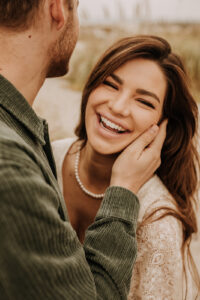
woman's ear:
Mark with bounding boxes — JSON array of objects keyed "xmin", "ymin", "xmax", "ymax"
[{"xmin": 50, "ymin": 0, "xmax": 67, "ymax": 30}]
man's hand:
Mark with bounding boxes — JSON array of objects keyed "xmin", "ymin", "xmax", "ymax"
[{"xmin": 110, "ymin": 120, "xmax": 168, "ymax": 194}]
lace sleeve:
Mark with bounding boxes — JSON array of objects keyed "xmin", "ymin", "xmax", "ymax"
[{"xmin": 128, "ymin": 215, "xmax": 184, "ymax": 300}]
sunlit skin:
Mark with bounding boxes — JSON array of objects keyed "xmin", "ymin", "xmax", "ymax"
[{"xmin": 63, "ymin": 58, "xmax": 167, "ymax": 242}]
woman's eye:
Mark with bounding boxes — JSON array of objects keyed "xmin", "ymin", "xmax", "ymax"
[
  {"xmin": 137, "ymin": 99, "xmax": 155, "ymax": 109},
  {"xmin": 103, "ymin": 80, "xmax": 118, "ymax": 90}
]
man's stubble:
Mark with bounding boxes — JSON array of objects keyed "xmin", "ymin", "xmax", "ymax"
[{"xmin": 46, "ymin": 15, "xmax": 78, "ymax": 78}]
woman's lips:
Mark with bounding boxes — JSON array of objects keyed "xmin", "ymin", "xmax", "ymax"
[
  {"xmin": 97, "ymin": 113, "xmax": 130, "ymax": 132},
  {"xmin": 97, "ymin": 113, "xmax": 130, "ymax": 136}
]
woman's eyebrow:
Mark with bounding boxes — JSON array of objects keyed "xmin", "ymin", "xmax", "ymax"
[
  {"xmin": 136, "ymin": 88, "xmax": 160, "ymax": 103},
  {"xmin": 110, "ymin": 73, "xmax": 123, "ymax": 85}
]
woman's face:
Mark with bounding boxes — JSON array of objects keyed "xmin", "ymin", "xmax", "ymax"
[{"xmin": 85, "ymin": 58, "xmax": 167, "ymax": 155}]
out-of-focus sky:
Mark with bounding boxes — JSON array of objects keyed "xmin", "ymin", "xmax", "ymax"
[{"xmin": 79, "ymin": 0, "xmax": 200, "ymax": 24}]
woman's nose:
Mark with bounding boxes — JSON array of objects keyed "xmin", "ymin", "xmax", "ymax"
[{"xmin": 108, "ymin": 93, "xmax": 130, "ymax": 116}]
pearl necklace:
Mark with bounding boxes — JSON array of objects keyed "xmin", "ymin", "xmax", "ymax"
[{"xmin": 74, "ymin": 148, "xmax": 105, "ymax": 199}]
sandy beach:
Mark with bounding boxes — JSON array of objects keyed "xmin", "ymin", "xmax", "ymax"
[{"xmin": 34, "ymin": 76, "xmax": 200, "ymax": 273}]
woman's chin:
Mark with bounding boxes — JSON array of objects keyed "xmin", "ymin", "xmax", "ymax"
[
  {"xmin": 86, "ymin": 117, "xmax": 134, "ymax": 155},
  {"xmin": 87, "ymin": 139, "xmax": 125, "ymax": 156}
]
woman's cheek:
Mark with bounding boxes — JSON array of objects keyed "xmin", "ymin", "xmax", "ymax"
[{"xmin": 133, "ymin": 110, "xmax": 158, "ymax": 133}]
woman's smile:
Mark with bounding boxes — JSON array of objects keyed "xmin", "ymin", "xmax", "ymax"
[{"xmin": 96, "ymin": 113, "xmax": 131, "ymax": 137}]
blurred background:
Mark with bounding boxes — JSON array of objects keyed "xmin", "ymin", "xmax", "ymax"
[
  {"xmin": 34, "ymin": 0, "xmax": 200, "ymax": 272},
  {"xmin": 34, "ymin": 0, "xmax": 200, "ymax": 140}
]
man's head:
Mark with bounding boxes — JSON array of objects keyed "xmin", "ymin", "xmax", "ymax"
[{"xmin": 0, "ymin": 0, "xmax": 79, "ymax": 77}]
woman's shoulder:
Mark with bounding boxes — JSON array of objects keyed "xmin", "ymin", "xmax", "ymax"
[
  {"xmin": 136, "ymin": 176, "xmax": 183, "ymax": 273},
  {"xmin": 137, "ymin": 175, "xmax": 178, "ymax": 222},
  {"xmin": 52, "ymin": 136, "xmax": 77, "ymax": 162},
  {"xmin": 52, "ymin": 136, "xmax": 77, "ymax": 152}
]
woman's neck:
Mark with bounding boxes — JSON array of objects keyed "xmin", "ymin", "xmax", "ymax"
[{"xmin": 79, "ymin": 141, "xmax": 117, "ymax": 194}]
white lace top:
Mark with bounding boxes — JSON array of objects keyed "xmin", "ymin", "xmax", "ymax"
[{"xmin": 52, "ymin": 137, "xmax": 195, "ymax": 300}]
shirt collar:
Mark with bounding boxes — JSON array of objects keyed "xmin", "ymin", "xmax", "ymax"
[{"xmin": 0, "ymin": 74, "xmax": 45, "ymax": 145}]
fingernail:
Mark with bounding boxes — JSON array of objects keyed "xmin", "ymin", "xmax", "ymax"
[{"xmin": 149, "ymin": 125, "xmax": 159, "ymax": 134}]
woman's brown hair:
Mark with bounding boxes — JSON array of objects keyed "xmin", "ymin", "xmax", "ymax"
[{"xmin": 75, "ymin": 35, "xmax": 200, "ymax": 298}]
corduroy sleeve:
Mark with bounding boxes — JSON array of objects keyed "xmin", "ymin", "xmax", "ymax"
[
  {"xmin": 0, "ymin": 138, "xmax": 139, "ymax": 300},
  {"xmin": 84, "ymin": 187, "xmax": 139, "ymax": 299}
]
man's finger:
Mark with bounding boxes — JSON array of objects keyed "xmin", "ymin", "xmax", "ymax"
[
  {"xmin": 127, "ymin": 124, "xmax": 159, "ymax": 155},
  {"xmin": 149, "ymin": 119, "xmax": 168, "ymax": 152}
]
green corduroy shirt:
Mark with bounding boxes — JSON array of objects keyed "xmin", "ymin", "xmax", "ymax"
[{"xmin": 0, "ymin": 74, "xmax": 139, "ymax": 300}]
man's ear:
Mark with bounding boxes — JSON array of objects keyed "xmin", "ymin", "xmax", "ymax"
[{"xmin": 50, "ymin": 0, "xmax": 67, "ymax": 30}]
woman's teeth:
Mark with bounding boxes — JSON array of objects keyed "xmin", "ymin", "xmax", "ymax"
[{"xmin": 100, "ymin": 116, "xmax": 127, "ymax": 133}]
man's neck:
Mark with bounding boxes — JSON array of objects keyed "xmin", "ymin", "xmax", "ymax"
[{"xmin": 0, "ymin": 29, "xmax": 48, "ymax": 106}]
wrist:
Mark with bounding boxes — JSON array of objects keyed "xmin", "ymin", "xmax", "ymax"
[{"xmin": 109, "ymin": 180, "xmax": 139, "ymax": 195}]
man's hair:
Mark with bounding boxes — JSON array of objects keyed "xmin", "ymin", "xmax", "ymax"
[
  {"xmin": 0, "ymin": 0, "xmax": 74, "ymax": 30},
  {"xmin": 0, "ymin": 0, "xmax": 42, "ymax": 29}
]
